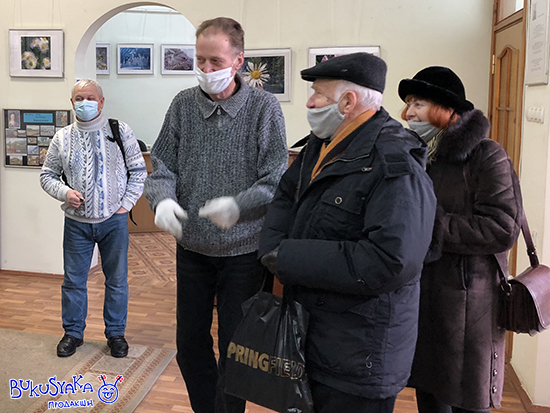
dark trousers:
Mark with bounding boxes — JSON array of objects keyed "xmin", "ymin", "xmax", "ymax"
[
  {"xmin": 310, "ymin": 380, "xmax": 397, "ymax": 413},
  {"xmin": 416, "ymin": 390, "xmax": 490, "ymax": 413},
  {"xmin": 175, "ymin": 246, "xmax": 264, "ymax": 413}
]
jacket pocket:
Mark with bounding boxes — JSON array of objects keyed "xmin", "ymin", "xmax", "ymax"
[
  {"xmin": 310, "ymin": 188, "xmax": 364, "ymax": 240},
  {"xmin": 306, "ymin": 297, "xmax": 383, "ymax": 379}
]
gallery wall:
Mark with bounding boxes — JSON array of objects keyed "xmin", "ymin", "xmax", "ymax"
[
  {"xmin": 2, "ymin": 0, "xmax": 550, "ymax": 407},
  {"xmin": 0, "ymin": 0, "xmax": 495, "ymax": 277},
  {"xmin": 94, "ymin": 6, "xmax": 198, "ymax": 146}
]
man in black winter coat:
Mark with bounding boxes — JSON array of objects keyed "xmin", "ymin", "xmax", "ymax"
[{"xmin": 259, "ymin": 53, "xmax": 437, "ymax": 413}]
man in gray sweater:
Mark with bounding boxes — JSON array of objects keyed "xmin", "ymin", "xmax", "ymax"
[{"xmin": 144, "ymin": 17, "xmax": 288, "ymax": 413}]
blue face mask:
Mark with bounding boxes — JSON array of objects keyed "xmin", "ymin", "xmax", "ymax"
[{"xmin": 74, "ymin": 100, "xmax": 99, "ymax": 121}]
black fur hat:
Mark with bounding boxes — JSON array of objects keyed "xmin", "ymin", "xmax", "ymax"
[
  {"xmin": 398, "ymin": 66, "xmax": 474, "ymax": 113},
  {"xmin": 301, "ymin": 52, "xmax": 387, "ymax": 93}
]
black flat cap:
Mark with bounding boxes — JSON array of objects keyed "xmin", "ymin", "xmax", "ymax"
[
  {"xmin": 398, "ymin": 66, "xmax": 474, "ymax": 113},
  {"xmin": 301, "ymin": 52, "xmax": 387, "ymax": 93}
]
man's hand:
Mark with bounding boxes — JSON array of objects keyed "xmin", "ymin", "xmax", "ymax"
[
  {"xmin": 66, "ymin": 190, "xmax": 84, "ymax": 209},
  {"xmin": 116, "ymin": 207, "xmax": 128, "ymax": 214},
  {"xmin": 154, "ymin": 198, "xmax": 188, "ymax": 240},
  {"xmin": 198, "ymin": 196, "xmax": 240, "ymax": 230},
  {"xmin": 261, "ymin": 247, "xmax": 279, "ymax": 278}
]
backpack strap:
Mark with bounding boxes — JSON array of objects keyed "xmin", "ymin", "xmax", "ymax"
[{"xmin": 108, "ymin": 118, "xmax": 137, "ymax": 226}]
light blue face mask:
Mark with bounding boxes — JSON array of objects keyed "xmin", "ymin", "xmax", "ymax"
[
  {"xmin": 307, "ymin": 102, "xmax": 345, "ymax": 140},
  {"xmin": 74, "ymin": 100, "xmax": 99, "ymax": 122},
  {"xmin": 407, "ymin": 121, "xmax": 441, "ymax": 142}
]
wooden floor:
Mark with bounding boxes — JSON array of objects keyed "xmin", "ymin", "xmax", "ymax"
[{"xmin": 0, "ymin": 232, "xmax": 526, "ymax": 413}]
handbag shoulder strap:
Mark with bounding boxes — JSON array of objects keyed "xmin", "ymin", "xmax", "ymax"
[{"xmin": 494, "ymin": 164, "xmax": 539, "ymax": 290}]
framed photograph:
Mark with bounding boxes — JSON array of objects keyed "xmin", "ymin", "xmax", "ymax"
[
  {"xmin": 307, "ymin": 46, "xmax": 380, "ymax": 96},
  {"xmin": 117, "ymin": 43, "xmax": 154, "ymax": 74},
  {"xmin": 4, "ymin": 109, "xmax": 70, "ymax": 168},
  {"xmin": 7, "ymin": 110, "xmax": 21, "ymax": 129},
  {"xmin": 308, "ymin": 46, "xmax": 380, "ymax": 68},
  {"xmin": 96, "ymin": 43, "xmax": 110, "ymax": 75},
  {"xmin": 526, "ymin": 0, "xmax": 550, "ymax": 85},
  {"xmin": 161, "ymin": 45, "xmax": 195, "ymax": 75},
  {"xmin": 9, "ymin": 29, "xmax": 64, "ymax": 78},
  {"xmin": 240, "ymin": 48, "xmax": 291, "ymax": 102}
]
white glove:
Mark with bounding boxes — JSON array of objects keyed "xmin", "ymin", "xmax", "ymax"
[
  {"xmin": 198, "ymin": 196, "xmax": 240, "ymax": 230},
  {"xmin": 154, "ymin": 198, "xmax": 188, "ymax": 239}
]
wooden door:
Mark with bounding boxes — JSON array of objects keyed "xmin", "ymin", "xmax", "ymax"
[{"xmin": 489, "ymin": 0, "xmax": 526, "ymax": 361}]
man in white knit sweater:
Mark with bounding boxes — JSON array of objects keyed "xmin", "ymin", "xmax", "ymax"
[
  {"xmin": 40, "ymin": 79, "xmax": 147, "ymax": 359},
  {"xmin": 144, "ymin": 17, "xmax": 287, "ymax": 413}
]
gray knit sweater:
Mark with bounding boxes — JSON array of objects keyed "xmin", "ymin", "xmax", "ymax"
[{"xmin": 144, "ymin": 77, "xmax": 288, "ymax": 257}]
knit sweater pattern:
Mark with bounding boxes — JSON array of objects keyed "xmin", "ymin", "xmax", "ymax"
[
  {"xmin": 40, "ymin": 113, "xmax": 147, "ymax": 223},
  {"xmin": 144, "ymin": 78, "xmax": 288, "ymax": 257}
]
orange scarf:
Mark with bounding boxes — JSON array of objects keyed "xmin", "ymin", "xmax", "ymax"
[{"xmin": 310, "ymin": 110, "xmax": 375, "ymax": 182}]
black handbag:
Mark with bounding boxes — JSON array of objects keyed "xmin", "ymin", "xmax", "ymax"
[
  {"xmin": 495, "ymin": 212, "xmax": 550, "ymax": 335},
  {"xmin": 225, "ymin": 291, "xmax": 314, "ymax": 413}
]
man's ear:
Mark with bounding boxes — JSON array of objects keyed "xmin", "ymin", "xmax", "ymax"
[
  {"xmin": 340, "ymin": 91, "xmax": 357, "ymax": 115},
  {"xmin": 234, "ymin": 51, "xmax": 245, "ymax": 72}
]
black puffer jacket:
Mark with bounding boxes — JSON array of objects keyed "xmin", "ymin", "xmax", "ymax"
[{"xmin": 259, "ymin": 108, "xmax": 437, "ymax": 398}]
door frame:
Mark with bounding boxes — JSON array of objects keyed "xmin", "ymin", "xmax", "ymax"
[{"xmin": 488, "ymin": 0, "xmax": 527, "ymax": 362}]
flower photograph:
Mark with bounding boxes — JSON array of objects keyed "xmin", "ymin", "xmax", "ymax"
[
  {"xmin": 242, "ymin": 57, "xmax": 284, "ymax": 93},
  {"xmin": 20, "ymin": 36, "xmax": 51, "ymax": 70},
  {"xmin": 9, "ymin": 30, "xmax": 63, "ymax": 77}
]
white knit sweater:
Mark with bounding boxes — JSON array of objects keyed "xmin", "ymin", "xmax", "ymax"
[{"xmin": 40, "ymin": 113, "xmax": 147, "ymax": 223}]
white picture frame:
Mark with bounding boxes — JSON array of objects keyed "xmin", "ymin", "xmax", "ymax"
[
  {"xmin": 161, "ymin": 44, "xmax": 196, "ymax": 75},
  {"xmin": 526, "ymin": 0, "xmax": 550, "ymax": 85},
  {"xmin": 117, "ymin": 43, "xmax": 154, "ymax": 75},
  {"xmin": 307, "ymin": 46, "xmax": 381, "ymax": 96},
  {"xmin": 9, "ymin": 29, "xmax": 64, "ymax": 78},
  {"xmin": 96, "ymin": 43, "xmax": 110, "ymax": 75},
  {"xmin": 240, "ymin": 48, "xmax": 292, "ymax": 102}
]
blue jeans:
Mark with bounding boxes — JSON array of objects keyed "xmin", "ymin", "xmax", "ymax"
[
  {"xmin": 175, "ymin": 246, "xmax": 264, "ymax": 413},
  {"xmin": 62, "ymin": 213, "xmax": 129, "ymax": 339}
]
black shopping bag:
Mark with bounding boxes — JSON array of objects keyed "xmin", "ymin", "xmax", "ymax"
[{"xmin": 225, "ymin": 291, "xmax": 314, "ymax": 413}]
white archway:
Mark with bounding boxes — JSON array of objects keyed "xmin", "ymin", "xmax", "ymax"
[{"xmin": 74, "ymin": 2, "xmax": 178, "ymax": 79}]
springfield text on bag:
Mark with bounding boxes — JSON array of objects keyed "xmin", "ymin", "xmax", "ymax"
[{"xmin": 227, "ymin": 342, "xmax": 306, "ymax": 380}]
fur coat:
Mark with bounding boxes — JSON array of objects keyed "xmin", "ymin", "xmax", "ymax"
[{"xmin": 408, "ymin": 109, "xmax": 522, "ymax": 410}]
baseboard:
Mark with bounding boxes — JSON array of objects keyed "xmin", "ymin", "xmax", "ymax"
[
  {"xmin": 0, "ymin": 269, "xmax": 63, "ymax": 278},
  {"xmin": 506, "ymin": 363, "xmax": 550, "ymax": 412},
  {"xmin": 0, "ymin": 263, "xmax": 100, "ymax": 279}
]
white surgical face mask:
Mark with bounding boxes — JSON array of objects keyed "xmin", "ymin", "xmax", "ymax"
[
  {"xmin": 195, "ymin": 65, "xmax": 235, "ymax": 95},
  {"xmin": 307, "ymin": 102, "xmax": 345, "ymax": 140},
  {"xmin": 407, "ymin": 121, "xmax": 441, "ymax": 142},
  {"xmin": 74, "ymin": 100, "xmax": 99, "ymax": 122}
]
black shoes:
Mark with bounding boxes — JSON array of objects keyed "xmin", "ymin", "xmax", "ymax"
[
  {"xmin": 107, "ymin": 336, "xmax": 129, "ymax": 358},
  {"xmin": 57, "ymin": 334, "xmax": 83, "ymax": 357}
]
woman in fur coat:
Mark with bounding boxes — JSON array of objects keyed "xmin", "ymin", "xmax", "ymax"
[{"xmin": 398, "ymin": 66, "xmax": 522, "ymax": 413}]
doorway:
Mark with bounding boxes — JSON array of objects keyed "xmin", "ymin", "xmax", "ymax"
[{"xmin": 488, "ymin": 0, "xmax": 526, "ymax": 361}]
